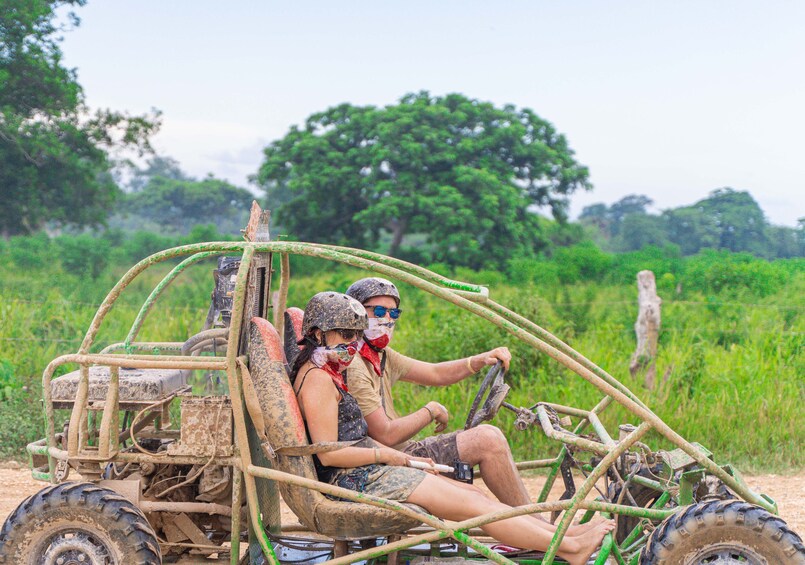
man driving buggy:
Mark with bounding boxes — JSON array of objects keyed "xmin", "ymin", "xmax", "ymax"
[{"xmin": 345, "ymin": 276, "xmax": 535, "ymax": 510}]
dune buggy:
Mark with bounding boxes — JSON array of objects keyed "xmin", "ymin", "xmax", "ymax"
[{"xmin": 1, "ymin": 203, "xmax": 803, "ymax": 565}]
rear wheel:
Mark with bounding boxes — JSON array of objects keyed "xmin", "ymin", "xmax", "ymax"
[
  {"xmin": 639, "ymin": 500, "xmax": 805, "ymax": 564},
  {"xmin": 0, "ymin": 482, "xmax": 161, "ymax": 565},
  {"xmin": 612, "ymin": 480, "xmax": 668, "ymax": 544}
]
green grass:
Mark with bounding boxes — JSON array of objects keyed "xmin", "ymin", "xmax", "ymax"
[{"xmin": 0, "ymin": 244, "xmax": 802, "ymax": 472}]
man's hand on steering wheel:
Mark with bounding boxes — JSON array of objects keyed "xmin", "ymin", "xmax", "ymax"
[
  {"xmin": 472, "ymin": 346, "xmax": 511, "ymax": 372},
  {"xmin": 464, "ymin": 360, "xmax": 511, "ymax": 429}
]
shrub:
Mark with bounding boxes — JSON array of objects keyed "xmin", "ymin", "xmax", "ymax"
[
  {"xmin": 508, "ymin": 259, "xmax": 559, "ymax": 287},
  {"xmin": 119, "ymin": 231, "xmax": 175, "ymax": 263},
  {"xmin": 685, "ymin": 250, "xmax": 789, "ymax": 296},
  {"xmin": 7, "ymin": 233, "xmax": 56, "ymax": 269},
  {"xmin": 425, "ymin": 263, "xmax": 452, "ymax": 277},
  {"xmin": 0, "ymin": 359, "xmax": 15, "ymax": 400},
  {"xmin": 0, "ymin": 388, "xmax": 44, "ymax": 458},
  {"xmin": 506, "ymin": 257, "xmax": 560, "ymax": 286},
  {"xmin": 607, "ymin": 245, "xmax": 683, "ymax": 285},
  {"xmin": 506, "ymin": 257, "xmax": 537, "ymax": 285},
  {"xmin": 56, "ymin": 234, "xmax": 111, "ymax": 279},
  {"xmin": 182, "ymin": 224, "xmax": 224, "ymax": 244},
  {"xmin": 454, "ymin": 267, "xmax": 505, "ymax": 288},
  {"xmin": 100, "ymin": 228, "xmax": 126, "ymax": 247},
  {"xmin": 552, "ymin": 242, "xmax": 612, "ymax": 283}
]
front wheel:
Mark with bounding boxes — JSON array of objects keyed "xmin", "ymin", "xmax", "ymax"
[
  {"xmin": 0, "ymin": 482, "xmax": 161, "ymax": 565},
  {"xmin": 639, "ymin": 500, "xmax": 805, "ymax": 564}
]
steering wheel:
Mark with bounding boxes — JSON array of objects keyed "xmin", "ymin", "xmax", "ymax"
[
  {"xmin": 181, "ymin": 328, "xmax": 229, "ymax": 356},
  {"xmin": 464, "ymin": 361, "xmax": 511, "ymax": 430}
]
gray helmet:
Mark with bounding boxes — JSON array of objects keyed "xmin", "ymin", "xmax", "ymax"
[
  {"xmin": 301, "ymin": 292, "xmax": 368, "ymax": 336},
  {"xmin": 345, "ymin": 277, "xmax": 401, "ymax": 307}
]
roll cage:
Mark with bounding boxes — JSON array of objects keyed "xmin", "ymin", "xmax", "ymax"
[{"xmin": 29, "ymin": 207, "xmax": 776, "ymax": 565}]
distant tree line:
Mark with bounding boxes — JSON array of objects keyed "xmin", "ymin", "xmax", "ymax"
[{"xmin": 579, "ymin": 189, "xmax": 803, "ymax": 259}]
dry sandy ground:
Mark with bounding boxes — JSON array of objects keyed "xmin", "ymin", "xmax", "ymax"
[{"xmin": 1, "ymin": 466, "xmax": 803, "ymax": 537}]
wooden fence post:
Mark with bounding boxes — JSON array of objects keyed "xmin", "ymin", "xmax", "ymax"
[{"xmin": 630, "ymin": 270, "xmax": 662, "ymax": 389}]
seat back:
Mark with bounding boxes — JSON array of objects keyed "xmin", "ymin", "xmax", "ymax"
[
  {"xmin": 248, "ymin": 317, "xmax": 323, "ymax": 530},
  {"xmin": 283, "ymin": 306, "xmax": 305, "ymax": 367}
]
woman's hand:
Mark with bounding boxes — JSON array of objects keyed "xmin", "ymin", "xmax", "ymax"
[
  {"xmin": 377, "ymin": 448, "xmax": 439, "ymax": 473},
  {"xmin": 406, "ymin": 455, "xmax": 440, "ymax": 474}
]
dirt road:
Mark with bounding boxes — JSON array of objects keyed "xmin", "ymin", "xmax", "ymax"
[{"xmin": 1, "ymin": 467, "xmax": 802, "ymax": 536}]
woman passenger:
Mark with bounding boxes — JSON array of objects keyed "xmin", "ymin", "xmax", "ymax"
[{"xmin": 291, "ymin": 292, "xmax": 614, "ymax": 565}]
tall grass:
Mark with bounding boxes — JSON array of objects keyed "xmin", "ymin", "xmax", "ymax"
[{"xmin": 0, "ymin": 235, "xmax": 802, "ymax": 472}]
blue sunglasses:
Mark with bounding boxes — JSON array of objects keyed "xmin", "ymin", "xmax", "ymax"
[{"xmin": 367, "ymin": 305, "xmax": 402, "ymax": 319}]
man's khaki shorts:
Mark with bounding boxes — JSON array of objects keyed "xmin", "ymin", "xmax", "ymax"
[{"xmin": 403, "ymin": 430, "xmax": 461, "ymax": 479}]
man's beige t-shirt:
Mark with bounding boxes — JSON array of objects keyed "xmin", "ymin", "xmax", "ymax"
[{"xmin": 347, "ymin": 347, "xmax": 414, "ymax": 448}]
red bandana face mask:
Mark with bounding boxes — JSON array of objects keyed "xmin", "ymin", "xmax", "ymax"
[
  {"xmin": 363, "ymin": 318, "xmax": 394, "ymax": 350},
  {"xmin": 311, "ymin": 341, "xmax": 358, "ymax": 390}
]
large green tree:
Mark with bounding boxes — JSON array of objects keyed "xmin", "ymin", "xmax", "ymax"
[
  {"xmin": 255, "ymin": 92, "xmax": 591, "ymax": 268},
  {"xmin": 0, "ymin": 0, "xmax": 158, "ymax": 237}
]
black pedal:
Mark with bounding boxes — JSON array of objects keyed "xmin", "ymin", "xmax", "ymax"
[{"xmin": 453, "ymin": 460, "xmax": 474, "ymax": 484}]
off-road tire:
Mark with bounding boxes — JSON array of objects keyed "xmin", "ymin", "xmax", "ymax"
[
  {"xmin": 639, "ymin": 500, "xmax": 805, "ymax": 564},
  {"xmin": 0, "ymin": 481, "xmax": 161, "ymax": 564}
]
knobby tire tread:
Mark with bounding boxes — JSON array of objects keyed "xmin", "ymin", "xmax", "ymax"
[
  {"xmin": 0, "ymin": 481, "xmax": 161, "ymax": 565},
  {"xmin": 639, "ymin": 500, "xmax": 805, "ymax": 564}
]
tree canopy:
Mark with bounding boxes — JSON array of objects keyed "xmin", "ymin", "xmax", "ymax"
[
  {"xmin": 255, "ymin": 92, "xmax": 591, "ymax": 268},
  {"xmin": 0, "ymin": 0, "xmax": 158, "ymax": 237},
  {"xmin": 664, "ymin": 188, "xmax": 768, "ymax": 255},
  {"xmin": 125, "ymin": 155, "xmax": 191, "ymax": 192},
  {"xmin": 580, "ymin": 194, "xmax": 654, "ymax": 240},
  {"xmin": 121, "ymin": 174, "xmax": 255, "ymax": 235}
]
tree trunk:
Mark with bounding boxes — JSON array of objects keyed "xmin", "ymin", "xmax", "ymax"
[
  {"xmin": 630, "ymin": 270, "xmax": 662, "ymax": 389},
  {"xmin": 388, "ymin": 218, "xmax": 408, "ymax": 257}
]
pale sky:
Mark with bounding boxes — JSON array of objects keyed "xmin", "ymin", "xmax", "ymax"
[{"xmin": 59, "ymin": 1, "xmax": 804, "ymax": 226}]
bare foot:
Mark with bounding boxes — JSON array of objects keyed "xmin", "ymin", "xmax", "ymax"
[
  {"xmin": 527, "ymin": 514, "xmax": 605, "ymax": 536},
  {"xmin": 560, "ymin": 520, "xmax": 616, "ymax": 565},
  {"xmin": 567, "ymin": 516, "xmax": 606, "ymax": 535}
]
